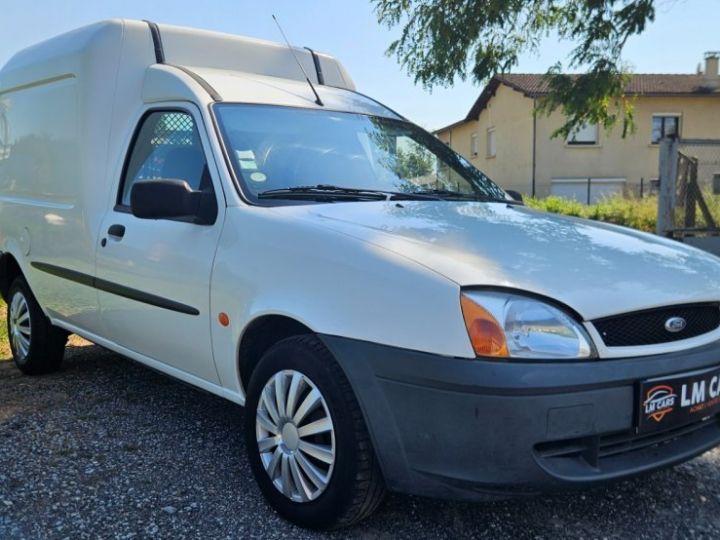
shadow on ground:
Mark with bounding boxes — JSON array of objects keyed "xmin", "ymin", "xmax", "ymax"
[{"xmin": 1, "ymin": 344, "xmax": 720, "ymax": 539}]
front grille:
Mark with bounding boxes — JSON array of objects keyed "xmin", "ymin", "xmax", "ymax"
[{"xmin": 592, "ymin": 303, "xmax": 720, "ymax": 347}]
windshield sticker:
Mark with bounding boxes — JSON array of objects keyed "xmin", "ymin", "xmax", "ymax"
[
  {"xmin": 235, "ymin": 149, "xmax": 258, "ymax": 170},
  {"xmin": 250, "ymin": 172, "xmax": 267, "ymax": 183}
]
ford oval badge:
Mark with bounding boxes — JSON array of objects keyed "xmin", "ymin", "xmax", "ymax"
[{"xmin": 665, "ymin": 317, "xmax": 687, "ymax": 333}]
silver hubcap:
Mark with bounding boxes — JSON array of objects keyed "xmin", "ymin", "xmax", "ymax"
[
  {"xmin": 256, "ymin": 369, "xmax": 335, "ymax": 503},
  {"xmin": 9, "ymin": 292, "xmax": 31, "ymax": 360}
]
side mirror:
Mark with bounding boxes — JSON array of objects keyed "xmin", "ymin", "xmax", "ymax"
[
  {"xmin": 130, "ymin": 179, "xmax": 216, "ymax": 225},
  {"xmin": 506, "ymin": 190, "xmax": 524, "ymax": 204}
]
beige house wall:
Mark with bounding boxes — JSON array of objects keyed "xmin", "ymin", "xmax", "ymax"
[
  {"xmin": 436, "ymin": 88, "xmax": 720, "ymax": 199},
  {"xmin": 534, "ymin": 95, "xmax": 720, "ymax": 197},
  {"xmin": 436, "ymin": 84, "xmax": 535, "ymax": 194}
]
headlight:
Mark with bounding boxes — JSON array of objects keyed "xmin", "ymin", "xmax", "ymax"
[{"xmin": 460, "ymin": 291, "xmax": 595, "ymax": 360}]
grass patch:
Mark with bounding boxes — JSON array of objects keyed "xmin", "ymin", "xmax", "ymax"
[
  {"xmin": 0, "ymin": 299, "xmax": 8, "ymax": 360},
  {"xmin": 526, "ymin": 190, "xmax": 720, "ymax": 234},
  {"xmin": 0, "ymin": 297, "xmax": 91, "ymax": 363},
  {"xmin": 526, "ymin": 195, "xmax": 659, "ymax": 233}
]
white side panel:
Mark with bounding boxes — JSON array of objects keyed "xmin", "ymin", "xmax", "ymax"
[
  {"xmin": 0, "ymin": 20, "xmax": 142, "ymax": 333},
  {"xmin": 210, "ymin": 206, "xmax": 474, "ymax": 398},
  {"xmin": 0, "ymin": 75, "xmax": 102, "ymax": 327},
  {"xmin": 52, "ymin": 318, "xmax": 243, "ymax": 405}
]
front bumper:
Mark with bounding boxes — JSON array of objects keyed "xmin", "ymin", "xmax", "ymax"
[{"xmin": 320, "ymin": 335, "xmax": 720, "ymax": 501}]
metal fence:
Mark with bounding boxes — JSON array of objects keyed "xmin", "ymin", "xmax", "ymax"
[
  {"xmin": 551, "ymin": 176, "xmax": 657, "ymax": 204},
  {"xmin": 657, "ymin": 138, "xmax": 720, "ymax": 239}
]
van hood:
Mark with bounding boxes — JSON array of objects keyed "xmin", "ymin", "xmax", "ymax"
[{"xmin": 286, "ymin": 201, "xmax": 720, "ymax": 321}]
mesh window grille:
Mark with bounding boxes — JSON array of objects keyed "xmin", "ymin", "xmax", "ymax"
[
  {"xmin": 120, "ymin": 111, "xmax": 208, "ymax": 205},
  {"xmin": 151, "ymin": 113, "xmax": 195, "ymax": 147}
]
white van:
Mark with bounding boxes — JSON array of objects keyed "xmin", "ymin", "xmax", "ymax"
[{"xmin": 3, "ymin": 19, "xmax": 720, "ymax": 530}]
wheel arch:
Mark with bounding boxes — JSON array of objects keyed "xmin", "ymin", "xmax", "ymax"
[
  {"xmin": 0, "ymin": 251, "xmax": 24, "ymax": 302},
  {"xmin": 237, "ymin": 314, "xmax": 314, "ymax": 395}
]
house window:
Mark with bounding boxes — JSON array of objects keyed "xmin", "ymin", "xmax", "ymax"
[
  {"xmin": 651, "ymin": 114, "xmax": 680, "ymax": 144},
  {"xmin": 486, "ymin": 128, "xmax": 496, "ymax": 157},
  {"xmin": 567, "ymin": 123, "xmax": 599, "ymax": 145},
  {"xmin": 470, "ymin": 132, "xmax": 479, "ymax": 156}
]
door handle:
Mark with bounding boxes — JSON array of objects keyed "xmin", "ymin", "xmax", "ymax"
[{"xmin": 107, "ymin": 224, "xmax": 126, "ymax": 239}]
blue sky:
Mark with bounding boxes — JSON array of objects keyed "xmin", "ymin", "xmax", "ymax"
[{"xmin": 0, "ymin": 0, "xmax": 717, "ymax": 130}]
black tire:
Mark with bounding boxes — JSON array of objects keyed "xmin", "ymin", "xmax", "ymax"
[
  {"xmin": 244, "ymin": 335, "xmax": 385, "ymax": 530},
  {"xmin": 7, "ymin": 277, "xmax": 67, "ymax": 375}
]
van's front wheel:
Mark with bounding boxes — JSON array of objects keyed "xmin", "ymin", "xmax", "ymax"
[
  {"xmin": 7, "ymin": 277, "xmax": 67, "ymax": 375},
  {"xmin": 244, "ymin": 335, "xmax": 385, "ymax": 530}
]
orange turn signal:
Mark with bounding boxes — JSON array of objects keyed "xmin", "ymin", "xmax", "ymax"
[{"xmin": 460, "ymin": 294, "xmax": 509, "ymax": 358}]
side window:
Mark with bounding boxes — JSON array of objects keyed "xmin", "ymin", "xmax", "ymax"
[{"xmin": 119, "ymin": 111, "xmax": 211, "ymax": 207}]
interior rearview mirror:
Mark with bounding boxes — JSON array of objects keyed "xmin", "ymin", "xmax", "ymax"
[{"xmin": 130, "ymin": 179, "xmax": 216, "ymax": 224}]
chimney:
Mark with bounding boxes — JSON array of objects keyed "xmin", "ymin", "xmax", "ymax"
[{"xmin": 704, "ymin": 51, "xmax": 720, "ymax": 90}]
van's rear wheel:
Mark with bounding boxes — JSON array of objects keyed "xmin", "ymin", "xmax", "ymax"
[
  {"xmin": 7, "ymin": 277, "xmax": 67, "ymax": 375},
  {"xmin": 244, "ymin": 335, "xmax": 385, "ymax": 530}
]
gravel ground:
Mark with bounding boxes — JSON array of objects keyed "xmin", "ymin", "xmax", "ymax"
[{"xmin": 2, "ymin": 344, "xmax": 720, "ymax": 539}]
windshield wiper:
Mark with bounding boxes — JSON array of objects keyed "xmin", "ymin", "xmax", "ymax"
[
  {"xmin": 411, "ymin": 188, "xmax": 486, "ymax": 201},
  {"xmin": 258, "ymin": 184, "xmax": 453, "ymax": 202},
  {"xmin": 412, "ymin": 189, "xmax": 523, "ymax": 204},
  {"xmin": 257, "ymin": 184, "xmax": 517, "ymax": 204},
  {"xmin": 258, "ymin": 185, "xmax": 389, "ymax": 201}
]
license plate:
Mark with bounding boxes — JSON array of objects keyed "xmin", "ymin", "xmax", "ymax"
[{"xmin": 638, "ymin": 365, "xmax": 720, "ymax": 434}]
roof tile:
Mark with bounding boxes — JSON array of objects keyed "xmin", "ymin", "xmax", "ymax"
[
  {"xmin": 499, "ymin": 73, "xmax": 719, "ymax": 97},
  {"xmin": 453, "ymin": 72, "xmax": 720, "ymax": 126}
]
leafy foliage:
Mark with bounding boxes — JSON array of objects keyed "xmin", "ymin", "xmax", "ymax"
[
  {"xmin": 394, "ymin": 144, "xmax": 434, "ymax": 179},
  {"xmin": 373, "ymin": 0, "xmax": 656, "ymax": 137}
]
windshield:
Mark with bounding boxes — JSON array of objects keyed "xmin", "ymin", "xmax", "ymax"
[{"xmin": 214, "ymin": 104, "xmax": 507, "ymax": 203}]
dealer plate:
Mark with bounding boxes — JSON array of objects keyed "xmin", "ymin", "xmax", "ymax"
[{"xmin": 638, "ymin": 365, "xmax": 720, "ymax": 434}]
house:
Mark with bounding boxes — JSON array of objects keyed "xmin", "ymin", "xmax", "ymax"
[{"xmin": 434, "ymin": 52, "xmax": 720, "ymax": 202}]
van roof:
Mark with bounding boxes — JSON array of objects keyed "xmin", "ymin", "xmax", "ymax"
[
  {"xmin": 0, "ymin": 19, "xmax": 354, "ymax": 90},
  {"xmin": 179, "ymin": 66, "xmax": 400, "ymax": 118},
  {"xmin": 150, "ymin": 20, "xmax": 356, "ymax": 91},
  {"xmin": 0, "ymin": 19, "xmax": 404, "ymax": 119}
]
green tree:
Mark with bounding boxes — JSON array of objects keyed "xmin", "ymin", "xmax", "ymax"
[
  {"xmin": 373, "ymin": 0, "xmax": 657, "ymax": 137},
  {"xmin": 395, "ymin": 144, "xmax": 434, "ymax": 179}
]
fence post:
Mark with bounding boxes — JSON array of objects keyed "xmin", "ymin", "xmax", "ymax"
[
  {"xmin": 657, "ymin": 137, "xmax": 679, "ymax": 236},
  {"xmin": 587, "ymin": 178, "xmax": 591, "ymax": 205}
]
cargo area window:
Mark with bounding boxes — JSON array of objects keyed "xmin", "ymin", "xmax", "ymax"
[{"xmin": 119, "ymin": 111, "xmax": 213, "ymax": 207}]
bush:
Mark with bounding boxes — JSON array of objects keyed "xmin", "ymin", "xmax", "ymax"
[{"xmin": 525, "ymin": 195, "xmax": 658, "ymax": 233}]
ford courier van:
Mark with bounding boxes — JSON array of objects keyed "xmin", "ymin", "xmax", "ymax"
[{"xmin": 3, "ymin": 19, "xmax": 720, "ymax": 530}]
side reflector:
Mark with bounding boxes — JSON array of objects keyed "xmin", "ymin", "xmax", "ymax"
[
  {"xmin": 218, "ymin": 312, "xmax": 230, "ymax": 327},
  {"xmin": 460, "ymin": 295, "xmax": 508, "ymax": 358}
]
